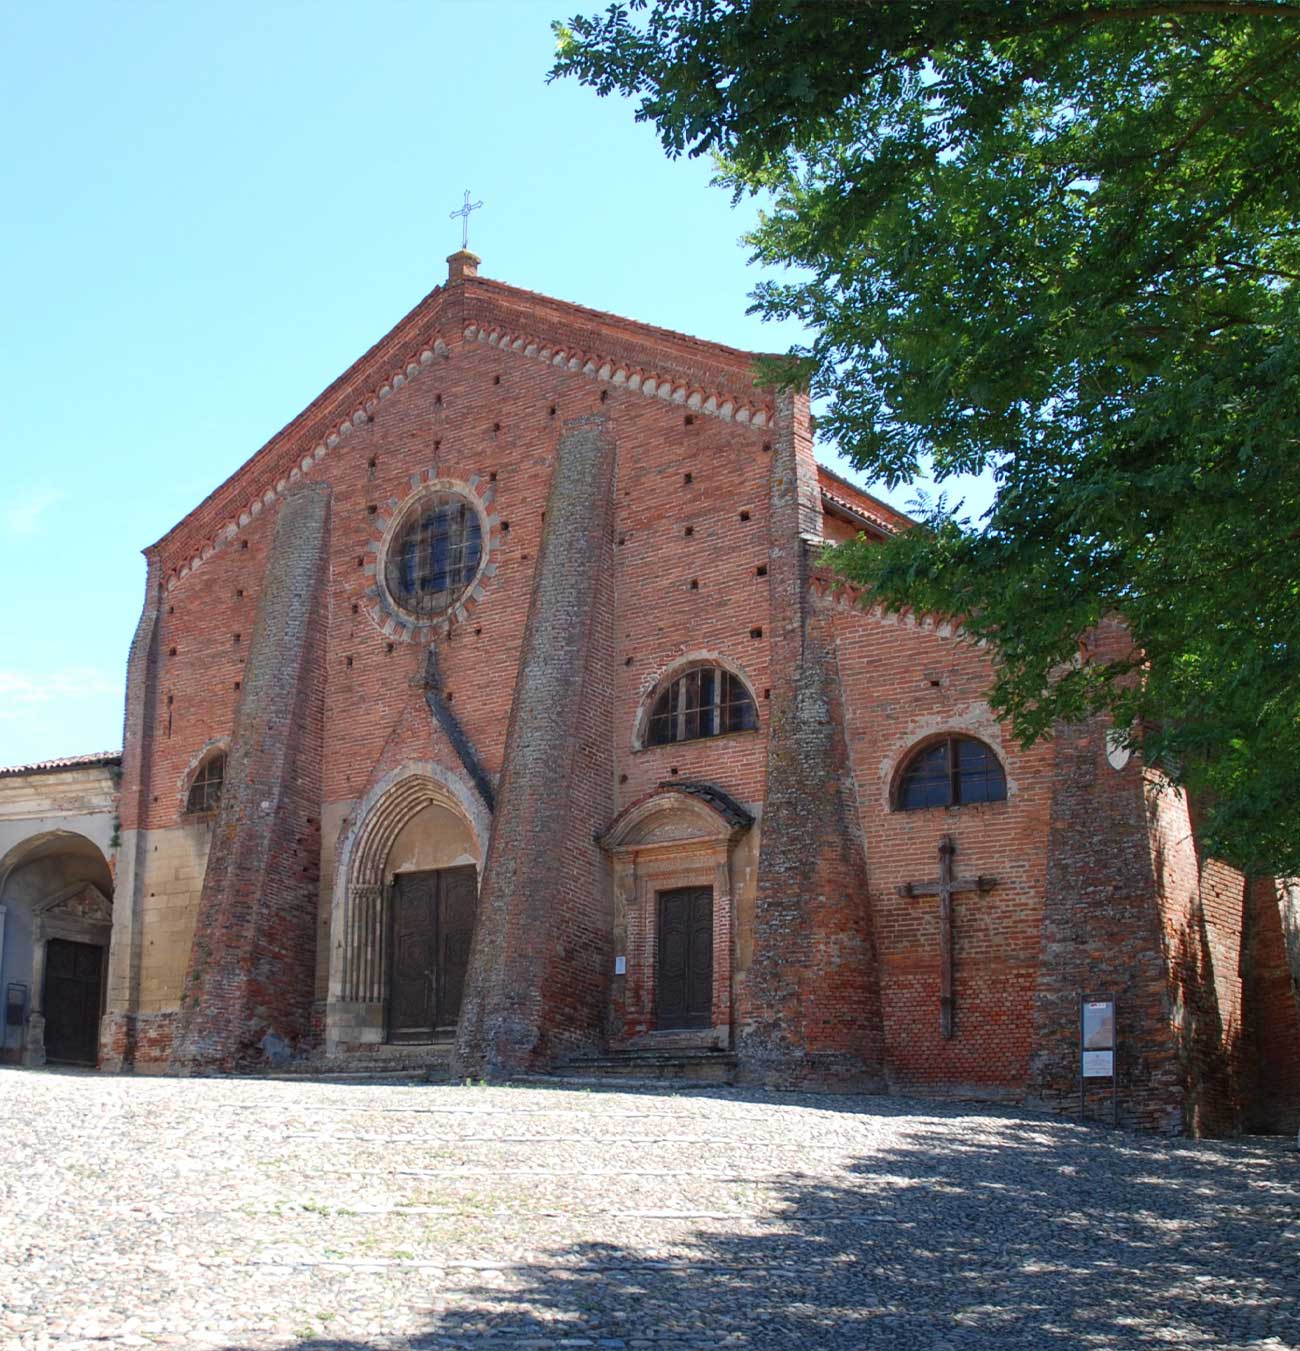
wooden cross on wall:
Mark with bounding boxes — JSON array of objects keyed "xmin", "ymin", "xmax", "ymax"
[{"xmin": 897, "ymin": 834, "xmax": 996, "ymax": 1040}]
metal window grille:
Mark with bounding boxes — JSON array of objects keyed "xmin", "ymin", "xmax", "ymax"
[
  {"xmin": 897, "ymin": 736, "xmax": 1006, "ymax": 810},
  {"xmin": 186, "ymin": 753, "xmax": 225, "ymax": 814},
  {"xmin": 645, "ymin": 667, "xmax": 758, "ymax": 747},
  {"xmin": 386, "ymin": 497, "xmax": 483, "ymax": 618}
]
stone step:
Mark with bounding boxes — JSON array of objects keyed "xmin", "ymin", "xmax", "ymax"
[
  {"xmin": 550, "ymin": 1049, "xmax": 737, "ymax": 1086},
  {"xmin": 253, "ymin": 1043, "xmax": 454, "ymax": 1082}
]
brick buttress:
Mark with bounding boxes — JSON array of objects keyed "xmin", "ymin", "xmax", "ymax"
[
  {"xmin": 101, "ymin": 555, "xmax": 164, "ymax": 1069},
  {"xmin": 1243, "ymin": 877, "xmax": 1300, "ymax": 1132},
  {"xmin": 453, "ymin": 415, "xmax": 617, "ymax": 1076},
  {"xmin": 170, "ymin": 483, "xmax": 330, "ymax": 1070},
  {"xmin": 738, "ymin": 389, "xmax": 886, "ymax": 1088},
  {"xmin": 1025, "ymin": 714, "xmax": 1184, "ymax": 1132}
]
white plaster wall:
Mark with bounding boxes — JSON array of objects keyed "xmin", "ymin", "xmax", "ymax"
[{"xmin": 0, "ymin": 767, "xmax": 117, "ymax": 1060}]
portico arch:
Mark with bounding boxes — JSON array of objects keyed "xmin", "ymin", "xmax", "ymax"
[
  {"xmin": 0, "ymin": 830, "xmax": 114, "ymax": 1066},
  {"xmin": 326, "ymin": 762, "xmax": 488, "ymax": 1054}
]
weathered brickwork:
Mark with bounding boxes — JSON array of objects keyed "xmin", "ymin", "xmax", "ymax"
[
  {"xmin": 454, "ymin": 415, "xmax": 618, "ymax": 1075},
  {"xmin": 101, "ymin": 553, "xmax": 163, "ymax": 1070},
  {"xmin": 1024, "ymin": 718, "xmax": 1183, "ymax": 1131},
  {"xmin": 1146, "ymin": 788, "xmax": 1247, "ymax": 1136},
  {"xmin": 738, "ymin": 390, "xmax": 885, "ymax": 1089},
  {"xmin": 830, "ymin": 595, "xmax": 1055, "ymax": 1099},
  {"xmin": 169, "ymin": 483, "xmax": 330, "ymax": 1070},
  {"xmin": 99, "ymin": 254, "xmax": 1297, "ymax": 1135},
  {"xmin": 1244, "ymin": 878, "xmax": 1300, "ymax": 1131}
]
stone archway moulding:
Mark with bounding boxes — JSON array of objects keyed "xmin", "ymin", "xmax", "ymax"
[
  {"xmin": 0, "ymin": 828, "xmax": 110, "ymax": 896},
  {"xmin": 599, "ymin": 782, "xmax": 753, "ymax": 855},
  {"xmin": 0, "ymin": 829, "xmax": 115, "ymax": 1066},
  {"xmin": 328, "ymin": 762, "xmax": 489, "ymax": 1013}
]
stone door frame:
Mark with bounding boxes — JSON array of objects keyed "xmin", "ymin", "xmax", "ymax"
[
  {"xmin": 599, "ymin": 783, "xmax": 753, "ymax": 1049},
  {"xmin": 24, "ymin": 881, "xmax": 113, "ymax": 1067}
]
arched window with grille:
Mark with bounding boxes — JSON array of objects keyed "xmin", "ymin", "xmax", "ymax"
[
  {"xmin": 643, "ymin": 665, "xmax": 758, "ymax": 748},
  {"xmin": 185, "ymin": 752, "xmax": 226, "ymax": 814},
  {"xmin": 895, "ymin": 736, "xmax": 1006, "ymax": 810}
]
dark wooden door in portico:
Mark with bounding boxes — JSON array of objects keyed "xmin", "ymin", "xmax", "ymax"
[
  {"xmin": 388, "ymin": 865, "xmax": 477, "ymax": 1041},
  {"xmin": 43, "ymin": 938, "xmax": 104, "ymax": 1065},
  {"xmin": 657, "ymin": 886, "xmax": 713, "ymax": 1029}
]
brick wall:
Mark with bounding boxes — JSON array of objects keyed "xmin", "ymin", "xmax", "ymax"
[
  {"xmin": 830, "ymin": 597, "xmax": 1055, "ymax": 1098},
  {"xmin": 101, "ymin": 553, "xmax": 162, "ymax": 1069},
  {"xmin": 123, "ymin": 268, "xmax": 774, "ymax": 1068},
  {"xmin": 1022, "ymin": 718, "xmax": 1182, "ymax": 1132},
  {"xmin": 1151, "ymin": 790, "xmax": 1247, "ymax": 1136}
]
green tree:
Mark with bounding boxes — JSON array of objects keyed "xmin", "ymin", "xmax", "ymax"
[{"xmin": 553, "ymin": 0, "xmax": 1300, "ymax": 875}]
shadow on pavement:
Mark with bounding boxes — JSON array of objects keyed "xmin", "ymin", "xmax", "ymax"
[{"xmin": 205, "ymin": 1101, "xmax": 1298, "ymax": 1351}]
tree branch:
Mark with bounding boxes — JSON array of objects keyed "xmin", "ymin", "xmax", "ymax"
[
  {"xmin": 1035, "ymin": 2, "xmax": 1300, "ymax": 29},
  {"xmin": 1217, "ymin": 257, "xmax": 1300, "ymax": 282}
]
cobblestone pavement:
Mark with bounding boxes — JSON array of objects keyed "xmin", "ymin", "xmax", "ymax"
[{"xmin": 2, "ymin": 1069, "xmax": 1297, "ymax": 1351}]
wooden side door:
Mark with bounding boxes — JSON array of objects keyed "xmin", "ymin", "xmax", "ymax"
[
  {"xmin": 657, "ymin": 886, "xmax": 713, "ymax": 1030},
  {"xmin": 436, "ymin": 864, "xmax": 478, "ymax": 1030},
  {"xmin": 43, "ymin": 938, "xmax": 103, "ymax": 1064},
  {"xmin": 388, "ymin": 872, "xmax": 438, "ymax": 1041}
]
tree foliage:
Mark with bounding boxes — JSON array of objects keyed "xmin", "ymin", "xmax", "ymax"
[{"xmin": 553, "ymin": 0, "xmax": 1300, "ymax": 875}]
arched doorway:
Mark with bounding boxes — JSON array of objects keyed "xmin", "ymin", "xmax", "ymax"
[
  {"xmin": 326, "ymin": 764, "xmax": 488, "ymax": 1056},
  {"xmin": 0, "ymin": 831, "xmax": 114, "ymax": 1067}
]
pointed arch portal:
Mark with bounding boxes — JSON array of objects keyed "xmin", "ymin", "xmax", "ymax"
[{"xmin": 326, "ymin": 763, "xmax": 488, "ymax": 1054}]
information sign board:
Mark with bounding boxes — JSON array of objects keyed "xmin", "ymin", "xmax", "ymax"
[
  {"xmin": 1083, "ymin": 999, "xmax": 1116, "ymax": 1051},
  {"xmin": 1080, "ymin": 994, "xmax": 1118, "ymax": 1124}
]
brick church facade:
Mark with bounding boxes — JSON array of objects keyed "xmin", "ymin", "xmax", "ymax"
[{"xmin": 99, "ymin": 250, "xmax": 1299, "ymax": 1136}]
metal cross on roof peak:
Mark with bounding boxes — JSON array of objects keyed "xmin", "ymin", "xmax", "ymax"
[{"xmin": 449, "ymin": 189, "xmax": 483, "ymax": 250}]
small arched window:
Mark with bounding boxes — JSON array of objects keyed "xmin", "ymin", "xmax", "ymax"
[
  {"xmin": 896, "ymin": 736, "xmax": 1005, "ymax": 810},
  {"xmin": 644, "ymin": 665, "xmax": 758, "ymax": 747},
  {"xmin": 186, "ymin": 753, "xmax": 226, "ymax": 814}
]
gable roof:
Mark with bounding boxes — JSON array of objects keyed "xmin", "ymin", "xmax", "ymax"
[
  {"xmin": 0, "ymin": 751, "xmax": 121, "ymax": 779},
  {"xmin": 152, "ymin": 266, "xmax": 783, "ymax": 592},
  {"xmin": 817, "ymin": 463, "xmax": 913, "ymax": 538}
]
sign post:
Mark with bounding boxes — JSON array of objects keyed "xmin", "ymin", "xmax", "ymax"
[{"xmin": 1080, "ymin": 994, "xmax": 1118, "ymax": 1126}]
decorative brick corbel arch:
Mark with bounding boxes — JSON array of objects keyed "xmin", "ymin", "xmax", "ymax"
[{"xmin": 598, "ymin": 782, "xmax": 754, "ymax": 1046}]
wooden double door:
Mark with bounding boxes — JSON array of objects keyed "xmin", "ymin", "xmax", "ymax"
[
  {"xmin": 43, "ymin": 938, "xmax": 104, "ymax": 1065},
  {"xmin": 657, "ymin": 886, "xmax": 714, "ymax": 1029},
  {"xmin": 388, "ymin": 866, "xmax": 477, "ymax": 1041}
]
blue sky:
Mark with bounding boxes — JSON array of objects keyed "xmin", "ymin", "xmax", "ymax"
[{"xmin": 0, "ymin": 2, "xmax": 992, "ymax": 767}]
